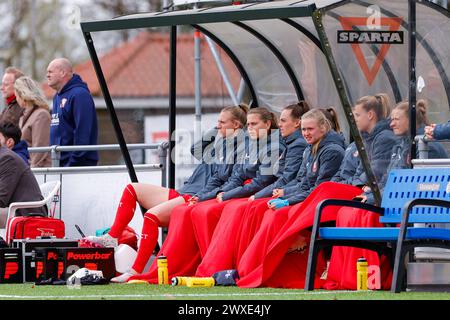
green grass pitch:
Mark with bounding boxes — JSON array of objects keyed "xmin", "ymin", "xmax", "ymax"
[{"xmin": 0, "ymin": 283, "xmax": 449, "ymax": 300}]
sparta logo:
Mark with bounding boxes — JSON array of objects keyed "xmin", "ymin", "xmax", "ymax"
[
  {"xmin": 312, "ymin": 161, "xmax": 318, "ymax": 173},
  {"xmin": 61, "ymin": 98, "xmax": 68, "ymax": 109}
]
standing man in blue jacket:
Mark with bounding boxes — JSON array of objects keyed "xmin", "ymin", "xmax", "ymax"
[{"xmin": 46, "ymin": 58, "xmax": 98, "ymax": 166}]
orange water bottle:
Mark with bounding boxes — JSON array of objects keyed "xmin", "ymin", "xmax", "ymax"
[
  {"xmin": 157, "ymin": 256, "xmax": 169, "ymax": 285},
  {"xmin": 357, "ymin": 257, "xmax": 368, "ymax": 291}
]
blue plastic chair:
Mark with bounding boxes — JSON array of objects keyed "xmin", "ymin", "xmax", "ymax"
[{"xmin": 304, "ymin": 168, "xmax": 450, "ymax": 293}]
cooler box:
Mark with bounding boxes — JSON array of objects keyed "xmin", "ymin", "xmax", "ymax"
[
  {"xmin": 0, "ymin": 248, "xmax": 23, "ymax": 283},
  {"xmin": 34, "ymin": 247, "xmax": 115, "ymax": 281},
  {"xmin": 12, "ymin": 238, "xmax": 78, "ymax": 283}
]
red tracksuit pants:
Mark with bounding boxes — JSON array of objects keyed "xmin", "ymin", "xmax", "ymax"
[
  {"xmin": 190, "ymin": 199, "xmax": 235, "ymax": 258},
  {"xmin": 130, "ymin": 198, "xmax": 248, "ymax": 282},
  {"xmin": 195, "ymin": 198, "xmax": 268, "ymax": 277},
  {"xmin": 323, "ymin": 207, "xmax": 393, "ymax": 290},
  {"xmin": 128, "ymin": 203, "xmax": 201, "ymax": 283}
]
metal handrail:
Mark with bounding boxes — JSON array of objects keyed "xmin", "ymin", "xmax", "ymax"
[
  {"xmin": 412, "ymin": 159, "xmax": 450, "ymax": 167},
  {"xmin": 415, "ymin": 135, "xmax": 450, "ymax": 160},
  {"xmin": 29, "ymin": 142, "xmax": 169, "ymax": 187},
  {"xmin": 28, "ymin": 142, "xmax": 168, "ymax": 170},
  {"xmin": 28, "ymin": 143, "xmax": 162, "ymax": 153},
  {"xmin": 29, "ymin": 143, "xmax": 169, "ymax": 222},
  {"xmin": 31, "ymin": 164, "xmax": 162, "ymax": 175}
]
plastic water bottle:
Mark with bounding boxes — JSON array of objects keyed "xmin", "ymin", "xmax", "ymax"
[
  {"xmin": 157, "ymin": 256, "xmax": 169, "ymax": 285},
  {"xmin": 357, "ymin": 257, "xmax": 368, "ymax": 291},
  {"xmin": 114, "ymin": 244, "xmax": 137, "ymax": 274}
]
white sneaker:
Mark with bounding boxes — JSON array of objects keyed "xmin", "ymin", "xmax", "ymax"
[
  {"xmin": 84, "ymin": 233, "xmax": 118, "ymax": 248},
  {"xmin": 110, "ymin": 269, "xmax": 138, "ymax": 283}
]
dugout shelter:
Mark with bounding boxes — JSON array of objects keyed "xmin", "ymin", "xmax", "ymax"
[{"xmin": 80, "ymin": 0, "xmax": 450, "ymax": 206}]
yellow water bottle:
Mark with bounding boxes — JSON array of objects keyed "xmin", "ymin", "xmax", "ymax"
[
  {"xmin": 157, "ymin": 256, "xmax": 169, "ymax": 285},
  {"xmin": 185, "ymin": 277, "xmax": 215, "ymax": 288},
  {"xmin": 356, "ymin": 257, "xmax": 368, "ymax": 291},
  {"xmin": 171, "ymin": 276, "xmax": 188, "ymax": 286}
]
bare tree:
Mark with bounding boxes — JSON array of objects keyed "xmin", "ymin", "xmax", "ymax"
[
  {"xmin": 0, "ymin": 0, "xmax": 166, "ymax": 82},
  {"xmin": 88, "ymin": 0, "xmax": 162, "ymax": 42},
  {"xmin": 0, "ymin": 0, "xmax": 76, "ymax": 81},
  {"xmin": 0, "ymin": 1, "xmax": 29, "ymax": 69}
]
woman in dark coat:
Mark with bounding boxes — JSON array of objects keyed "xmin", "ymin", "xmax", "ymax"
[
  {"xmin": 236, "ymin": 108, "xmax": 355, "ymax": 289},
  {"xmin": 187, "ymin": 107, "xmax": 283, "ymax": 259},
  {"xmin": 196, "ymin": 102, "xmax": 310, "ymax": 277},
  {"xmin": 324, "ymin": 99, "xmax": 445, "ymax": 290}
]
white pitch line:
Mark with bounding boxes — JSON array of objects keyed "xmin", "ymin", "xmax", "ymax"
[{"xmin": 0, "ymin": 290, "xmax": 362, "ymax": 299}]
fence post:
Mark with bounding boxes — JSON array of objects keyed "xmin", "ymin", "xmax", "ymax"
[
  {"xmin": 158, "ymin": 141, "xmax": 169, "ymax": 188},
  {"xmin": 417, "ymin": 136, "xmax": 429, "ymax": 159},
  {"xmin": 51, "ymin": 145, "xmax": 60, "ymax": 167},
  {"xmin": 419, "ymin": 138, "xmax": 430, "ymax": 159}
]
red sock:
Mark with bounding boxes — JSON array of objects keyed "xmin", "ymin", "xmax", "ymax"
[
  {"xmin": 109, "ymin": 184, "xmax": 137, "ymax": 239},
  {"xmin": 132, "ymin": 213, "xmax": 160, "ymax": 273}
]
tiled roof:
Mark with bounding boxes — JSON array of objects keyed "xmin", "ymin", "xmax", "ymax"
[{"xmin": 43, "ymin": 31, "xmax": 241, "ymax": 99}]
